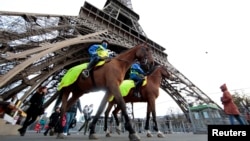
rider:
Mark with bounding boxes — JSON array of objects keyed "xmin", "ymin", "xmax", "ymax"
[
  {"xmin": 82, "ymin": 40, "xmax": 109, "ymax": 78},
  {"xmin": 129, "ymin": 61, "xmax": 146, "ymax": 98}
]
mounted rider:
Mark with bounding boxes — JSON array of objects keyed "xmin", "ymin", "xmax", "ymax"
[
  {"xmin": 129, "ymin": 61, "xmax": 146, "ymax": 98},
  {"xmin": 82, "ymin": 40, "xmax": 109, "ymax": 78}
]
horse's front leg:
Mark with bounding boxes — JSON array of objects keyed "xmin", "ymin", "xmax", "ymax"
[
  {"xmin": 152, "ymin": 109, "xmax": 159, "ymax": 132},
  {"xmin": 112, "ymin": 87, "xmax": 140, "ymax": 141},
  {"xmin": 88, "ymin": 92, "xmax": 109, "ymax": 139},
  {"xmin": 151, "ymin": 104, "xmax": 164, "ymax": 138},
  {"xmin": 144, "ymin": 108, "xmax": 152, "ymax": 137}
]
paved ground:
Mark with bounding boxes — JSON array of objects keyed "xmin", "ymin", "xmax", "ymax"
[{"xmin": 0, "ymin": 132, "xmax": 207, "ymax": 141}]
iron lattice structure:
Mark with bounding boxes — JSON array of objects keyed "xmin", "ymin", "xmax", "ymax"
[{"xmin": 0, "ymin": 0, "xmax": 221, "ymax": 116}]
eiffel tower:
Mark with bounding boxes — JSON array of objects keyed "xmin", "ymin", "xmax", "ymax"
[{"xmin": 0, "ymin": 0, "xmax": 222, "ymax": 119}]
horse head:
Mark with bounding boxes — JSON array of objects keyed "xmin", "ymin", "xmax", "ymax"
[
  {"xmin": 135, "ymin": 42, "xmax": 154, "ymax": 70},
  {"xmin": 161, "ymin": 65, "xmax": 175, "ymax": 81}
]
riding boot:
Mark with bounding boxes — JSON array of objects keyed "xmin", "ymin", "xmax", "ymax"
[
  {"xmin": 18, "ymin": 128, "xmax": 23, "ymax": 135},
  {"xmin": 18, "ymin": 127, "xmax": 26, "ymax": 136},
  {"xmin": 82, "ymin": 60, "xmax": 97, "ymax": 78},
  {"xmin": 134, "ymin": 81, "xmax": 142, "ymax": 98},
  {"xmin": 134, "ymin": 87, "xmax": 140, "ymax": 98}
]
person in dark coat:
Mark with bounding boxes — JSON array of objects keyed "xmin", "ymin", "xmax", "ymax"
[
  {"xmin": 220, "ymin": 83, "xmax": 245, "ymax": 125},
  {"xmin": 44, "ymin": 107, "xmax": 61, "ymax": 136},
  {"xmin": 18, "ymin": 86, "xmax": 47, "ymax": 136}
]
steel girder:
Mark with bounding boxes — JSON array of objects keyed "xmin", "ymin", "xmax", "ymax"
[{"xmin": 0, "ymin": 1, "xmax": 221, "ymax": 116}]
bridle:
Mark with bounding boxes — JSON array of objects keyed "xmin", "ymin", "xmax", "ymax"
[
  {"xmin": 147, "ymin": 65, "xmax": 173, "ymax": 80},
  {"xmin": 113, "ymin": 45, "xmax": 152, "ymax": 67}
]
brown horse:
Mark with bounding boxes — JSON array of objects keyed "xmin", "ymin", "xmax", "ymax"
[
  {"xmin": 103, "ymin": 65, "xmax": 175, "ymax": 138},
  {"xmin": 57, "ymin": 42, "xmax": 154, "ymax": 141}
]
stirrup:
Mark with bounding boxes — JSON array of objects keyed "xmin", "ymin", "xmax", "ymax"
[
  {"xmin": 134, "ymin": 92, "xmax": 141, "ymax": 98},
  {"xmin": 82, "ymin": 70, "xmax": 89, "ymax": 78}
]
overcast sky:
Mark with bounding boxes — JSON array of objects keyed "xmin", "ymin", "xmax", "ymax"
[{"xmin": 1, "ymin": 0, "xmax": 250, "ymax": 118}]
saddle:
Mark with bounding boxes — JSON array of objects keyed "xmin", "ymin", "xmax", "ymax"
[
  {"xmin": 108, "ymin": 78, "xmax": 147, "ymax": 102},
  {"xmin": 87, "ymin": 58, "xmax": 112, "ymax": 86},
  {"xmin": 58, "ymin": 59, "xmax": 110, "ymax": 91}
]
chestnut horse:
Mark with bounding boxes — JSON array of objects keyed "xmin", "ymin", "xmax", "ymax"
[
  {"xmin": 57, "ymin": 42, "xmax": 154, "ymax": 141},
  {"xmin": 103, "ymin": 65, "xmax": 175, "ymax": 138}
]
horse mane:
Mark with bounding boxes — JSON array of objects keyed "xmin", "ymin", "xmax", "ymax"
[
  {"xmin": 110, "ymin": 42, "xmax": 150, "ymax": 80},
  {"xmin": 146, "ymin": 64, "xmax": 160, "ymax": 75},
  {"xmin": 112, "ymin": 44, "xmax": 140, "ymax": 59}
]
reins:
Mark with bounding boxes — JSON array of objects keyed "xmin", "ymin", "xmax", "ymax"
[
  {"xmin": 146, "ymin": 66, "xmax": 172, "ymax": 79},
  {"xmin": 114, "ymin": 58, "xmax": 131, "ymax": 64},
  {"xmin": 148, "ymin": 75, "xmax": 162, "ymax": 77}
]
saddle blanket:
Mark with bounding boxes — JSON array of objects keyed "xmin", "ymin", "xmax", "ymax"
[
  {"xmin": 109, "ymin": 78, "xmax": 147, "ymax": 102},
  {"xmin": 57, "ymin": 61, "xmax": 105, "ymax": 91}
]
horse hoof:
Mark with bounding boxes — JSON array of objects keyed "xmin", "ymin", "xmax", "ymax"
[
  {"xmin": 157, "ymin": 133, "xmax": 165, "ymax": 138},
  {"xmin": 106, "ymin": 133, "xmax": 111, "ymax": 137},
  {"xmin": 56, "ymin": 133, "xmax": 65, "ymax": 139},
  {"xmin": 89, "ymin": 133, "xmax": 99, "ymax": 140},
  {"xmin": 129, "ymin": 133, "xmax": 141, "ymax": 141},
  {"xmin": 146, "ymin": 133, "xmax": 153, "ymax": 137}
]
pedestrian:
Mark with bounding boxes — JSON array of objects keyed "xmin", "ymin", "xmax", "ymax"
[
  {"xmin": 137, "ymin": 118, "xmax": 142, "ymax": 133},
  {"xmin": 220, "ymin": 83, "xmax": 245, "ymax": 125},
  {"xmin": 109, "ymin": 116, "xmax": 114, "ymax": 133},
  {"xmin": 78, "ymin": 104, "xmax": 93, "ymax": 135},
  {"xmin": 18, "ymin": 86, "xmax": 47, "ymax": 136},
  {"xmin": 63, "ymin": 99, "xmax": 82, "ymax": 136},
  {"xmin": 39, "ymin": 118, "xmax": 46, "ymax": 131},
  {"xmin": 44, "ymin": 107, "xmax": 61, "ymax": 136},
  {"xmin": 34, "ymin": 122, "xmax": 41, "ymax": 133}
]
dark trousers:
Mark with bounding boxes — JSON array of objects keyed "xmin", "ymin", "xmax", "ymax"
[
  {"xmin": 22, "ymin": 113, "xmax": 39, "ymax": 129},
  {"xmin": 44, "ymin": 126, "xmax": 51, "ymax": 135},
  {"xmin": 78, "ymin": 120, "xmax": 89, "ymax": 135},
  {"xmin": 18, "ymin": 112, "xmax": 39, "ymax": 136}
]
